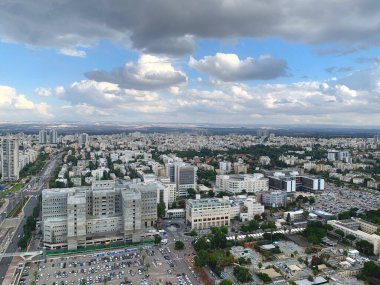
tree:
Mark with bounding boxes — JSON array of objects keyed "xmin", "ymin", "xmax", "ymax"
[
  {"xmin": 219, "ymin": 279, "xmax": 233, "ymax": 285},
  {"xmin": 80, "ymin": 279, "xmax": 87, "ymax": 285},
  {"xmin": 254, "ymin": 214, "xmax": 261, "ymax": 221},
  {"xmin": 187, "ymin": 188, "xmax": 197, "ymax": 198},
  {"xmin": 309, "ymin": 196, "xmax": 315, "ymax": 204},
  {"xmin": 190, "ymin": 230, "xmax": 198, "ymax": 236},
  {"xmin": 356, "ymin": 240, "xmax": 374, "ymax": 256},
  {"xmin": 233, "ymin": 266, "xmax": 253, "ymax": 283},
  {"xmin": 256, "ymin": 272, "xmax": 271, "ymax": 283},
  {"xmin": 335, "ymin": 229, "xmax": 345, "ymax": 238},
  {"xmin": 208, "ymin": 190, "xmax": 215, "ymax": 197},
  {"xmin": 154, "ymin": 234, "xmax": 162, "ymax": 244},
  {"xmin": 286, "ymin": 213, "xmax": 291, "ymax": 224},
  {"xmin": 360, "ymin": 261, "xmax": 380, "ymax": 283},
  {"xmin": 258, "ymin": 262, "xmax": 263, "ymax": 269},
  {"xmin": 175, "ymin": 240, "xmax": 185, "ymax": 250},
  {"xmin": 157, "ymin": 202, "xmax": 166, "ymax": 219}
]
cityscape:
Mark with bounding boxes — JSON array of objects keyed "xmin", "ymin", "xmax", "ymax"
[
  {"xmin": 0, "ymin": 128, "xmax": 380, "ymax": 285},
  {"xmin": 1, "ymin": 1, "xmax": 380, "ymax": 285}
]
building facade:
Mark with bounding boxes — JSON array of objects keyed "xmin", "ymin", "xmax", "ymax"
[
  {"xmin": 262, "ymin": 190, "xmax": 287, "ymax": 208},
  {"xmin": 216, "ymin": 174, "xmax": 269, "ymax": 194},
  {"xmin": 186, "ymin": 198, "xmax": 230, "ymax": 230},
  {"xmin": 42, "ymin": 180, "xmax": 158, "ymax": 250},
  {"xmin": 1, "ymin": 137, "xmax": 19, "ymax": 181},
  {"xmin": 328, "ymin": 218, "xmax": 380, "ymax": 255}
]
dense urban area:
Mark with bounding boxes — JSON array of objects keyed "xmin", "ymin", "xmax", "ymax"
[{"xmin": 1, "ymin": 128, "xmax": 380, "ymax": 285}]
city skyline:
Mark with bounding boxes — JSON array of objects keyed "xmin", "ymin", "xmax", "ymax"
[{"xmin": 1, "ymin": 1, "xmax": 380, "ymax": 125}]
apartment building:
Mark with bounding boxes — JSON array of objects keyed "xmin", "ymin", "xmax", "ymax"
[
  {"xmin": 216, "ymin": 174, "xmax": 269, "ymax": 194},
  {"xmin": 42, "ymin": 180, "xmax": 158, "ymax": 250},
  {"xmin": 186, "ymin": 198, "xmax": 230, "ymax": 230},
  {"xmin": 1, "ymin": 137, "xmax": 19, "ymax": 181}
]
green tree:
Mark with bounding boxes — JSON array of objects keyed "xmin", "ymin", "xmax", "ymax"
[
  {"xmin": 256, "ymin": 272, "xmax": 271, "ymax": 283},
  {"xmin": 154, "ymin": 234, "xmax": 162, "ymax": 244},
  {"xmin": 219, "ymin": 279, "xmax": 233, "ymax": 285},
  {"xmin": 356, "ymin": 240, "xmax": 374, "ymax": 256},
  {"xmin": 175, "ymin": 240, "xmax": 185, "ymax": 250},
  {"xmin": 187, "ymin": 188, "xmax": 197, "ymax": 198},
  {"xmin": 233, "ymin": 266, "xmax": 253, "ymax": 283},
  {"xmin": 157, "ymin": 202, "xmax": 166, "ymax": 219},
  {"xmin": 286, "ymin": 213, "xmax": 291, "ymax": 224}
]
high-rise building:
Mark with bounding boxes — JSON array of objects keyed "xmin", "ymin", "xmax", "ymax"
[
  {"xmin": 257, "ymin": 128, "xmax": 270, "ymax": 137},
  {"xmin": 42, "ymin": 180, "xmax": 158, "ymax": 250},
  {"xmin": 1, "ymin": 137, "xmax": 19, "ymax": 181},
  {"xmin": 49, "ymin": 129, "xmax": 58, "ymax": 144},
  {"xmin": 166, "ymin": 162, "xmax": 197, "ymax": 197},
  {"xmin": 39, "ymin": 130, "xmax": 48, "ymax": 144},
  {"xmin": 39, "ymin": 129, "xmax": 58, "ymax": 144},
  {"xmin": 79, "ymin": 133, "xmax": 89, "ymax": 146}
]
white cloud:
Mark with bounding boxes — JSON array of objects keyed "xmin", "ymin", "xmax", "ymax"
[
  {"xmin": 0, "ymin": 85, "xmax": 53, "ymax": 120},
  {"xmin": 189, "ymin": 53, "xmax": 287, "ymax": 81},
  {"xmin": 34, "ymin": 87, "xmax": 52, "ymax": 97},
  {"xmin": 58, "ymin": 48, "xmax": 86, "ymax": 58},
  {"xmin": 85, "ymin": 54, "xmax": 187, "ymax": 90}
]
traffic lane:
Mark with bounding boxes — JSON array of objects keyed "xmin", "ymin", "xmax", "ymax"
[
  {"xmin": 0, "ymin": 197, "xmax": 37, "ymax": 282},
  {"xmin": 0, "ymin": 154, "xmax": 59, "ymax": 279}
]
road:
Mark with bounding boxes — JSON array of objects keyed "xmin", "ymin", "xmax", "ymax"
[
  {"xmin": 163, "ymin": 218, "xmax": 202, "ymax": 285},
  {"xmin": 0, "ymin": 152, "xmax": 62, "ymax": 283}
]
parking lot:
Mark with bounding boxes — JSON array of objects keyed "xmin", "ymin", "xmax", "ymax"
[{"xmin": 19, "ymin": 245, "xmax": 197, "ymax": 285}]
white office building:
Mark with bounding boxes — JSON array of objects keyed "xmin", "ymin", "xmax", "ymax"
[
  {"xmin": 216, "ymin": 174, "xmax": 269, "ymax": 194},
  {"xmin": 186, "ymin": 198, "xmax": 231, "ymax": 230}
]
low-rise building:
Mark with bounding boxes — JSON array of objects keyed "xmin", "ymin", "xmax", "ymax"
[
  {"xmin": 186, "ymin": 198, "xmax": 230, "ymax": 230},
  {"xmin": 215, "ymin": 174, "xmax": 269, "ymax": 194},
  {"xmin": 328, "ymin": 218, "xmax": 380, "ymax": 255}
]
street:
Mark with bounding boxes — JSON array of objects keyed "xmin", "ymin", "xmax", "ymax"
[{"xmin": 0, "ymin": 153, "xmax": 61, "ymax": 282}]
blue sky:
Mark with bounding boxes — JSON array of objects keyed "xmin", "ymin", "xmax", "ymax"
[{"xmin": 1, "ymin": 0, "xmax": 380, "ymax": 125}]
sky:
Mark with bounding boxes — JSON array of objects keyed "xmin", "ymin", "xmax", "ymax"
[{"xmin": 1, "ymin": 0, "xmax": 380, "ymax": 126}]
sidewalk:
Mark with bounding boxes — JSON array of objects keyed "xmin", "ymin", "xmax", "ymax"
[{"xmin": 3, "ymin": 256, "xmax": 22, "ymax": 285}]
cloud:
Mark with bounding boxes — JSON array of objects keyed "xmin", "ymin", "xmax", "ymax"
[
  {"xmin": 0, "ymin": 85, "xmax": 53, "ymax": 120},
  {"xmin": 46, "ymin": 67, "xmax": 380, "ymax": 125},
  {"xmin": 314, "ymin": 45, "xmax": 367, "ymax": 56},
  {"xmin": 1, "ymin": 1, "xmax": 380, "ymax": 55},
  {"xmin": 58, "ymin": 48, "xmax": 86, "ymax": 57},
  {"xmin": 59, "ymin": 80, "xmax": 171, "ymax": 113},
  {"xmin": 35, "ymin": 86, "xmax": 65, "ymax": 97},
  {"xmin": 324, "ymin": 66, "xmax": 353, "ymax": 74},
  {"xmin": 34, "ymin": 87, "xmax": 52, "ymax": 97},
  {"xmin": 85, "ymin": 54, "xmax": 187, "ymax": 90},
  {"xmin": 189, "ymin": 53, "xmax": 287, "ymax": 81}
]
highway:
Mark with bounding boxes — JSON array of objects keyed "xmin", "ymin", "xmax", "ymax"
[{"xmin": 0, "ymin": 152, "xmax": 62, "ymax": 283}]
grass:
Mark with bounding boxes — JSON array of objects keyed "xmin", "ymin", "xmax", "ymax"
[
  {"xmin": 0, "ymin": 182, "xmax": 26, "ymax": 197},
  {"xmin": 7, "ymin": 197, "xmax": 29, "ymax": 218}
]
